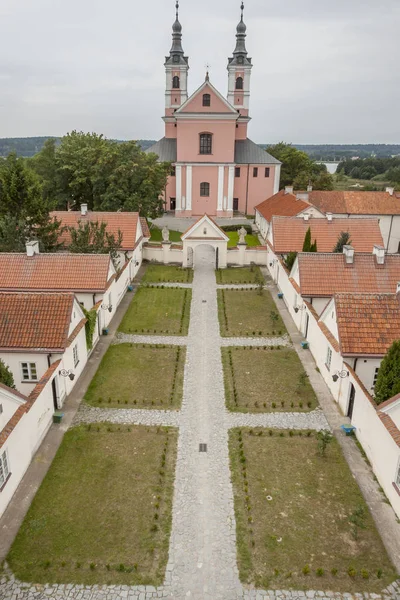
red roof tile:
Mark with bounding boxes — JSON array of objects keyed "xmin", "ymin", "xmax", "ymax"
[
  {"xmin": 255, "ymin": 190, "xmax": 311, "ymax": 222},
  {"xmin": 140, "ymin": 217, "xmax": 150, "ymax": 239},
  {"xmin": 308, "ymin": 190, "xmax": 400, "ymax": 215},
  {"xmin": 51, "ymin": 211, "xmax": 140, "ymax": 250},
  {"xmin": 0, "ymin": 253, "xmax": 112, "ymax": 292},
  {"xmin": 272, "ymin": 217, "xmax": 383, "ymax": 253},
  {"xmin": 298, "ymin": 253, "xmax": 400, "ymax": 297},
  {"xmin": 0, "ymin": 293, "xmax": 75, "ymax": 351},
  {"xmin": 335, "ymin": 293, "xmax": 400, "ymax": 356}
]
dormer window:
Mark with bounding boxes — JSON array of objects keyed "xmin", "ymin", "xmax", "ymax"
[
  {"xmin": 172, "ymin": 75, "xmax": 180, "ymax": 89},
  {"xmin": 199, "ymin": 133, "xmax": 212, "ymax": 155},
  {"xmin": 202, "ymin": 94, "xmax": 211, "ymax": 107},
  {"xmin": 236, "ymin": 76, "xmax": 243, "ymax": 90}
]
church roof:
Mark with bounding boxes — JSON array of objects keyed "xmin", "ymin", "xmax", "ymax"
[
  {"xmin": 146, "ymin": 137, "xmax": 280, "ymax": 166},
  {"xmin": 234, "ymin": 139, "xmax": 281, "ymax": 165}
]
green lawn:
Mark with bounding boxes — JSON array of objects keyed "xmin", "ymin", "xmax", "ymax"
[
  {"xmin": 142, "ymin": 265, "xmax": 193, "ymax": 283},
  {"xmin": 149, "ymin": 226, "xmax": 182, "ymax": 243},
  {"xmin": 8, "ymin": 425, "xmax": 177, "ymax": 586},
  {"xmin": 217, "ymin": 289, "xmax": 286, "ymax": 337},
  {"xmin": 230, "ymin": 429, "xmax": 397, "ymax": 593},
  {"xmin": 85, "ymin": 344, "xmax": 186, "ymax": 409},
  {"xmin": 227, "ymin": 231, "xmax": 260, "ymax": 247},
  {"xmin": 216, "ymin": 266, "xmax": 263, "ymax": 285},
  {"xmin": 119, "ymin": 287, "xmax": 192, "ymax": 335},
  {"xmin": 222, "ymin": 347, "xmax": 317, "ymax": 412}
]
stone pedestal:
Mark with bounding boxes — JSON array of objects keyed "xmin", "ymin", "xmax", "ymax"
[{"xmin": 162, "ymin": 241, "xmax": 171, "ymax": 264}]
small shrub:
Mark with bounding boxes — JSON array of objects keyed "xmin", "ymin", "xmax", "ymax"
[
  {"xmin": 316, "ymin": 568, "xmax": 324, "ymax": 577},
  {"xmin": 90, "ymin": 562, "xmax": 96, "ymax": 570},
  {"xmin": 76, "ymin": 562, "xmax": 81, "ymax": 569},
  {"xmin": 272, "ymin": 402, "xmax": 276, "ymax": 409},
  {"xmin": 377, "ymin": 568, "xmax": 383, "ymax": 579},
  {"xmin": 348, "ymin": 567, "xmax": 357, "ymax": 578},
  {"xmin": 268, "ymin": 430, "xmax": 273, "ymax": 436},
  {"xmin": 331, "ymin": 568, "xmax": 338, "ymax": 576},
  {"xmin": 302, "ymin": 564, "xmax": 310, "ymax": 575},
  {"xmin": 361, "ymin": 569, "xmax": 369, "ymax": 579}
]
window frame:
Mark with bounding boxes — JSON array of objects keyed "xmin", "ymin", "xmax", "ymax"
[
  {"xmin": 172, "ymin": 75, "xmax": 180, "ymax": 89},
  {"xmin": 326, "ymin": 347, "xmax": 333, "ymax": 372},
  {"xmin": 235, "ymin": 76, "xmax": 244, "ymax": 90},
  {"xmin": 73, "ymin": 344, "xmax": 79, "ymax": 368},
  {"xmin": 199, "ymin": 133, "xmax": 212, "ymax": 155},
  {"xmin": 20, "ymin": 362, "xmax": 38, "ymax": 382},
  {"xmin": 202, "ymin": 94, "xmax": 211, "ymax": 107},
  {"xmin": 373, "ymin": 367, "xmax": 379, "ymax": 389},
  {"xmin": 253, "ymin": 167, "xmax": 258, "ymax": 178},
  {"xmin": 200, "ymin": 182, "xmax": 210, "ymax": 197},
  {"xmin": 0, "ymin": 449, "xmax": 10, "ymax": 490},
  {"xmin": 265, "ymin": 167, "xmax": 270, "ymax": 178},
  {"xmin": 235, "ymin": 167, "xmax": 241, "ymax": 178}
]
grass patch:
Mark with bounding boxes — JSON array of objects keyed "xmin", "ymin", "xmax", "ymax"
[
  {"xmin": 222, "ymin": 347, "xmax": 317, "ymax": 412},
  {"xmin": 227, "ymin": 231, "xmax": 260, "ymax": 248},
  {"xmin": 217, "ymin": 289, "xmax": 286, "ymax": 337},
  {"xmin": 8, "ymin": 424, "xmax": 178, "ymax": 586},
  {"xmin": 142, "ymin": 265, "xmax": 193, "ymax": 284},
  {"xmin": 216, "ymin": 267, "xmax": 263, "ymax": 285},
  {"xmin": 85, "ymin": 344, "xmax": 186, "ymax": 409},
  {"xmin": 229, "ymin": 429, "xmax": 397, "ymax": 593},
  {"xmin": 149, "ymin": 226, "xmax": 182, "ymax": 243},
  {"xmin": 119, "ymin": 287, "xmax": 191, "ymax": 335}
]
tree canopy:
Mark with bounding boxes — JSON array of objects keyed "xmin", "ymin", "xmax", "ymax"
[
  {"xmin": 333, "ymin": 231, "xmax": 352, "ymax": 253},
  {"xmin": 266, "ymin": 142, "xmax": 334, "ymax": 191},
  {"xmin": 68, "ymin": 221, "xmax": 123, "ymax": 270},
  {"xmin": 302, "ymin": 227, "xmax": 317, "ymax": 252},
  {"xmin": 374, "ymin": 341, "xmax": 400, "ymax": 405},
  {"xmin": 0, "ymin": 359, "xmax": 15, "ymax": 389},
  {"xmin": 29, "ymin": 131, "xmax": 170, "ymax": 218}
]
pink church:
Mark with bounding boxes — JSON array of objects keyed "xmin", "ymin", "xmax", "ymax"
[{"xmin": 146, "ymin": 2, "xmax": 281, "ymax": 218}]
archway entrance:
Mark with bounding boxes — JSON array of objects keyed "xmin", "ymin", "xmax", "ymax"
[
  {"xmin": 193, "ymin": 244, "xmax": 217, "ymax": 269},
  {"xmin": 181, "ymin": 215, "xmax": 229, "ymax": 270}
]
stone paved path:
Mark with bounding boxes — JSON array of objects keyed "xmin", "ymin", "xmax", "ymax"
[{"xmin": 1, "ymin": 252, "xmax": 399, "ymax": 600}]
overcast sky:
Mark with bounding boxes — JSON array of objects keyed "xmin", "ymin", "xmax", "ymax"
[{"xmin": 0, "ymin": 0, "xmax": 399, "ymax": 143}]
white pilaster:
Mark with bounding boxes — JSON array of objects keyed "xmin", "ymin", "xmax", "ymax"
[
  {"xmin": 176, "ymin": 165, "xmax": 182, "ymax": 210},
  {"xmin": 217, "ymin": 166, "xmax": 224, "ymax": 211},
  {"xmin": 227, "ymin": 166, "xmax": 235, "ymax": 211},
  {"xmin": 273, "ymin": 164, "xmax": 281, "ymax": 195},
  {"xmin": 186, "ymin": 165, "xmax": 192, "ymax": 210}
]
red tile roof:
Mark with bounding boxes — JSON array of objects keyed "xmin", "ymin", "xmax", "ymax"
[
  {"xmin": 51, "ymin": 211, "xmax": 141, "ymax": 250},
  {"xmin": 334, "ymin": 293, "xmax": 400, "ymax": 356},
  {"xmin": 140, "ymin": 217, "xmax": 150, "ymax": 239},
  {"xmin": 308, "ymin": 190, "xmax": 400, "ymax": 215},
  {"xmin": 0, "ymin": 253, "xmax": 112, "ymax": 293},
  {"xmin": 255, "ymin": 190, "xmax": 311, "ymax": 222},
  {"xmin": 298, "ymin": 253, "xmax": 400, "ymax": 298},
  {"xmin": 271, "ymin": 216, "xmax": 383, "ymax": 253},
  {"xmin": 0, "ymin": 293, "xmax": 76, "ymax": 351}
]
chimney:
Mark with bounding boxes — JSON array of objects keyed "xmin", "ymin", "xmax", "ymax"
[
  {"xmin": 326, "ymin": 212, "xmax": 333, "ymax": 222},
  {"xmin": 307, "ymin": 185, "xmax": 313, "ymax": 192},
  {"xmin": 303, "ymin": 213, "xmax": 310, "ymax": 222},
  {"xmin": 296, "ymin": 192, "xmax": 309, "ymax": 202},
  {"xmin": 26, "ymin": 241, "xmax": 39, "ymax": 257},
  {"xmin": 373, "ymin": 244, "xmax": 385, "ymax": 265},
  {"xmin": 285, "ymin": 186, "xmax": 294, "ymax": 195},
  {"xmin": 81, "ymin": 203, "xmax": 88, "ymax": 216},
  {"xmin": 343, "ymin": 245, "xmax": 355, "ymax": 264},
  {"xmin": 386, "ymin": 187, "xmax": 394, "ymax": 196}
]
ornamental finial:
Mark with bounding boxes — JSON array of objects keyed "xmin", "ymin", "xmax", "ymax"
[
  {"xmin": 241, "ymin": 2, "xmax": 244, "ymax": 20},
  {"xmin": 176, "ymin": 0, "xmax": 179, "ymax": 19}
]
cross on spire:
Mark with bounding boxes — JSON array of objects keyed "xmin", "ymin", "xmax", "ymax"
[
  {"xmin": 176, "ymin": 1, "xmax": 179, "ymax": 19},
  {"xmin": 241, "ymin": 2, "xmax": 244, "ymax": 20}
]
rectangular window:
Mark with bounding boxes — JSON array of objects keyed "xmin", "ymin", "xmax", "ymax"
[
  {"xmin": 233, "ymin": 198, "xmax": 239, "ymax": 211},
  {"xmin": 373, "ymin": 367, "xmax": 379, "ymax": 389},
  {"xmin": 199, "ymin": 134, "xmax": 212, "ymax": 155},
  {"xmin": 0, "ymin": 450, "xmax": 10, "ymax": 488},
  {"xmin": 21, "ymin": 362, "xmax": 37, "ymax": 381},
  {"xmin": 73, "ymin": 344, "xmax": 79, "ymax": 368},
  {"xmin": 265, "ymin": 167, "xmax": 270, "ymax": 178},
  {"xmin": 326, "ymin": 347, "xmax": 332, "ymax": 371},
  {"xmin": 171, "ymin": 166, "xmax": 176, "ymax": 177},
  {"xmin": 253, "ymin": 167, "xmax": 258, "ymax": 177},
  {"xmin": 235, "ymin": 167, "xmax": 241, "ymax": 178},
  {"xmin": 200, "ymin": 182, "xmax": 210, "ymax": 197}
]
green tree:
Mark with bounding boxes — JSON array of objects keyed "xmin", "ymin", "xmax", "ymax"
[
  {"xmin": 316, "ymin": 430, "xmax": 333, "ymax": 457},
  {"xmin": 284, "ymin": 251, "xmax": 297, "ymax": 271},
  {"xmin": 0, "ymin": 359, "xmax": 15, "ymax": 389},
  {"xmin": 374, "ymin": 340, "xmax": 400, "ymax": 404},
  {"xmin": 267, "ymin": 142, "xmax": 334, "ymax": 190},
  {"xmin": 0, "ymin": 215, "xmax": 27, "ymax": 251},
  {"xmin": 302, "ymin": 227, "xmax": 317, "ymax": 252},
  {"xmin": 29, "ymin": 138, "xmax": 59, "ymax": 205},
  {"xmin": 333, "ymin": 231, "xmax": 352, "ymax": 253},
  {"xmin": 68, "ymin": 221, "xmax": 123, "ymax": 269}
]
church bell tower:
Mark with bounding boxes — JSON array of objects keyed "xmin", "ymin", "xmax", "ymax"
[
  {"xmin": 227, "ymin": 2, "xmax": 252, "ymax": 117},
  {"xmin": 164, "ymin": 1, "xmax": 189, "ymax": 118}
]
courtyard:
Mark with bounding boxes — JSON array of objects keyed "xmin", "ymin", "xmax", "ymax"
[
  {"xmin": 216, "ymin": 266, "xmax": 263, "ymax": 285},
  {"xmin": 8, "ymin": 425, "xmax": 177, "ymax": 586},
  {"xmin": 142, "ymin": 265, "xmax": 193, "ymax": 283}
]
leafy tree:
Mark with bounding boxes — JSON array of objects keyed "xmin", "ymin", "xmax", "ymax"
[
  {"xmin": 284, "ymin": 251, "xmax": 298, "ymax": 271},
  {"xmin": 29, "ymin": 138, "xmax": 59, "ymax": 205},
  {"xmin": 374, "ymin": 340, "xmax": 400, "ymax": 404},
  {"xmin": 316, "ymin": 430, "xmax": 333, "ymax": 457},
  {"xmin": 302, "ymin": 227, "xmax": 317, "ymax": 252},
  {"xmin": 0, "ymin": 359, "xmax": 15, "ymax": 389},
  {"xmin": 0, "ymin": 153, "xmax": 63, "ymax": 251},
  {"xmin": 267, "ymin": 142, "xmax": 334, "ymax": 190},
  {"xmin": 68, "ymin": 221, "xmax": 123, "ymax": 269},
  {"xmin": 333, "ymin": 231, "xmax": 352, "ymax": 253}
]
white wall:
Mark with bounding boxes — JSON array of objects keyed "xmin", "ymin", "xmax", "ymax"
[
  {"xmin": 255, "ymin": 211, "xmax": 269, "ymax": 241},
  {"xmin": 52, "ymin": 326, "xmax": 88, "ymax": 404},
  {"xmin": 0, "ymin": 353, "xmax": 49, "ymax": 395},
  {"xmin": 0, "ymin": 372, "xmax": 55, "ymax": 518}
]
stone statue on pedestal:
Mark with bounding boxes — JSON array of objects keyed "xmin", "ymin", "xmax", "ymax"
[
  {"xmin": 162, "ymin": 226, "xmax": 170, "ymax": 242},
  {"xmin": 238, "ymin": 227, "xmax": 247, "ymax": 245}
]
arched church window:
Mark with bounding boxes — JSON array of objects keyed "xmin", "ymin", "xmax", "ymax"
[
  {"xmin": 172, "ymin": 75, "xmax": 180, "ymax": 89},
  {"xmin": 202, "ymin": 94, "xmax": 211, "ymax": 107},
  {"xmin": 235, "ymin": 76, "xmax": 243, "ymax": 90},
  {"xmin": 200, "ymin": 182, "xmax": 210, "ymax": 197},
  {"xmin": 199, "ymin": 133, "xmax": 212, "ymax": 155}
]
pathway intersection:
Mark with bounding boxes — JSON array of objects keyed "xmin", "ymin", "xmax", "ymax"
[{"xmin": 1, "ymin": 248, "xmax": 399, "ymax": 600}]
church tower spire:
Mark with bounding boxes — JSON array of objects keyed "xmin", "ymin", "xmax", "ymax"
[
  {"xmin": 164, "ymin": 1, "xmax": 189, "ymax": 119},
  {"xmin": 227, "ymin": 2, "xmax": 252, "ymax": 116}
]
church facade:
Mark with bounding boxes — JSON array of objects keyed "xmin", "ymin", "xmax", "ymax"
[{"xmin": 146, "ymin": 2, "xmax": 281, "ymax": 218}]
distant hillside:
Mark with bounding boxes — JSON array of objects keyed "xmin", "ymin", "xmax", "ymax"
[{"xmin": 1, "ymin": 137, "xmax": 399, "ymax": 160}]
